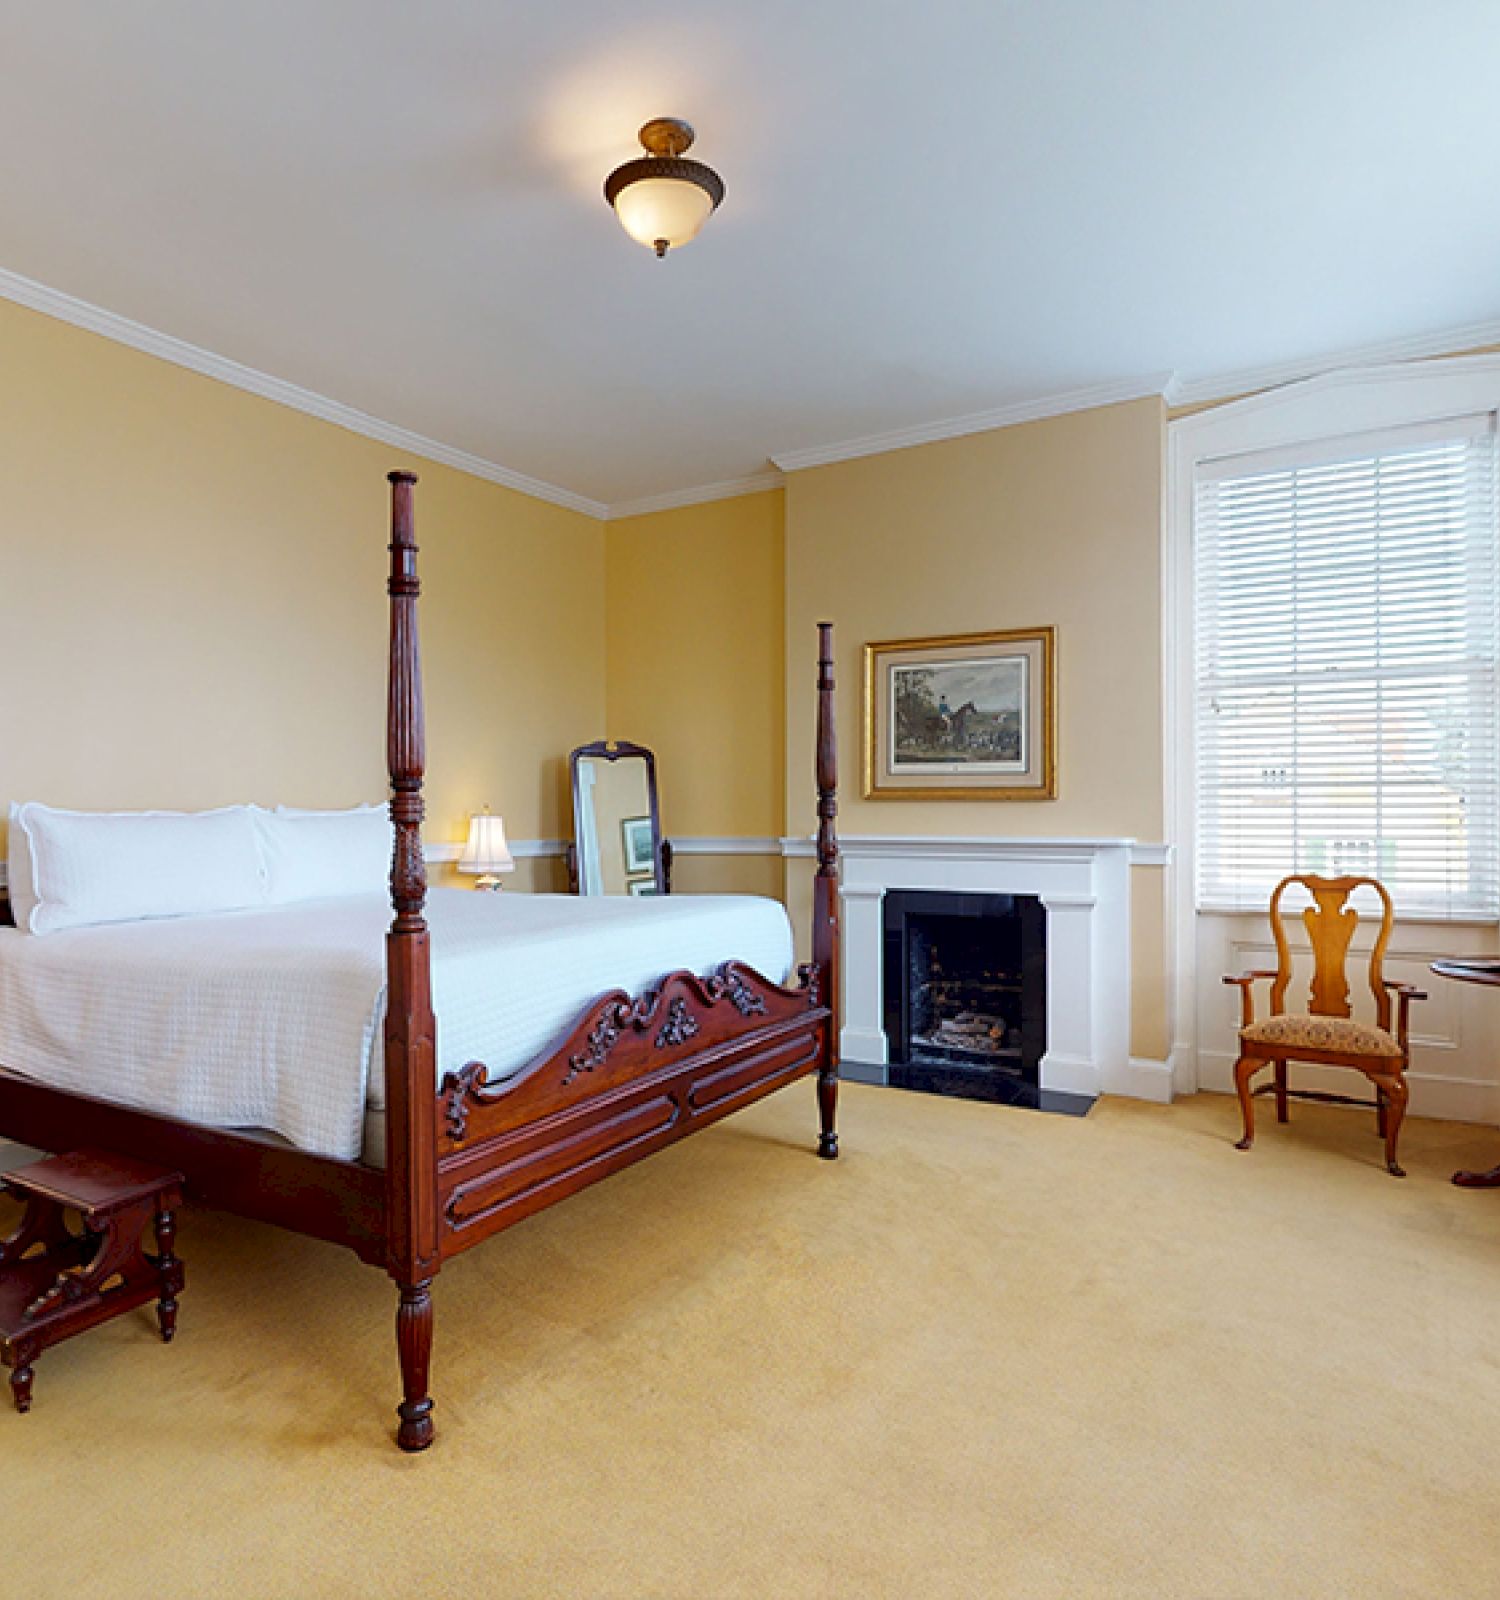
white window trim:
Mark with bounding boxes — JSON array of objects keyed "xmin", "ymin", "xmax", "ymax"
[{"xmin": 1164, "ymin": 352, "xmax": 1500, "ymax": 1095}]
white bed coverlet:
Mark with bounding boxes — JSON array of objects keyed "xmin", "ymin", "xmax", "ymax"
[{"xmin": 0, "ymin": 890, "xmax": 795, "ymax": 1161}]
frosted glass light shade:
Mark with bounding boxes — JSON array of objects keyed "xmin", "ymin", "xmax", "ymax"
[
  {"xmin": 458, "ymin": 813, "xmax": 514, "ymax": 878},
  {"xmin": 612, "ymin": 176, "xmax": 716, "ymax": 255}
]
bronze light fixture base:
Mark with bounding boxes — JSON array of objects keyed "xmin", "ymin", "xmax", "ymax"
[{"xmin": 637, "ymin": 117, "xmax": 696, "ymax": 158}]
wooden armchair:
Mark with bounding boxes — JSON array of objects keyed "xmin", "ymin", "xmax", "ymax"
[{"xmin": 1225, "ymin": 875, "xmax": 1425, "ymax": 1177}]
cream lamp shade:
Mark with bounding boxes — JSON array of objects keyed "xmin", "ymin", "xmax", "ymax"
[{"xmin": 458, "ymin": 812, "xmax": 515, "ymax": 890}]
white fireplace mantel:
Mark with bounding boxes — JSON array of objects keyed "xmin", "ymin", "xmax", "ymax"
[{"xmin": 832, "ymin": 835, "xmax": 1168, "ymax": 1103}]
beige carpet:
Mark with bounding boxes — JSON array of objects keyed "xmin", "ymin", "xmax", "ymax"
[{"xmin": 6, "ymin": 1085, "xmax": 1500, "ymax": 1600}]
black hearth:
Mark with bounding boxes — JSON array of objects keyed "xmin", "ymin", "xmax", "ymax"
[{"xmin": 882, "ymin": 889, "xmax": 1085, "ymax": 1115}]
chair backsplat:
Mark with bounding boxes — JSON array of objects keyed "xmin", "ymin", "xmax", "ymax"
[{"xmin": 1267, "ymin": 875, "xmax": 1394, "ymax": 1031}]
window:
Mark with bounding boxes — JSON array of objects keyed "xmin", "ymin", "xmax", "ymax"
[{"xmin": 1194, "ymin": 415, "xmax": 1500, "ymax": 917}]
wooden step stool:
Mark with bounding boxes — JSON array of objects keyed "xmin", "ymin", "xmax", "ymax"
[{"xmin": 0, "ymin": 1150, "xmax": 184, "ymax": 1414}]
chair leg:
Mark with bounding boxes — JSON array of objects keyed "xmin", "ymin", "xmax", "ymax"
[
  {"xmin": 1274, "ymin": 1059, "xmax": 1289, "ymax": 1124},
  {"xmin": 1233, "ymin": 1054, "xmax": 1261, "ymax": 1151},
  {"xmin": 1373, "ymin": 1073, "xmax": 1409, "ymax": 1178},
  {"xmin": 1375, "ymin": 1086, "xmax": 1388, "ymax": 1139}
]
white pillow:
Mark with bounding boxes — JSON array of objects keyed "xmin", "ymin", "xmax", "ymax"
[
  {"xmin": 17, "ymin": 804, "xmax": 269, "ymax": 937},
  {"xmin": 255, "ymin": 804, "xmax": 390, "ymax": 905},
  {"xmin": 6, "ymin": 804, "xmax": 40, "ymax": 931}
]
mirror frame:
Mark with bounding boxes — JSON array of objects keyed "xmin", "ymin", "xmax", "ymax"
[{"xmin": 566, "ymin": 740, "xmax": 672, "ymax": 896}]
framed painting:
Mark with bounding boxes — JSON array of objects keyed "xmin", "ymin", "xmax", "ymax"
[
  {"xmin": 864, "ymin": 626, "xmax": 1056, "ymax": 800},
  {"xmin": 626, "ymin": 876, "xmax": 659, "ymax": 897},
  {"xmin": 620, "ymin": 816, "xmax": 655, "ymax": 875}
]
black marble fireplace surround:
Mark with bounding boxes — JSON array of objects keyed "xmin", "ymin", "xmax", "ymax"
[{"xmin": 881, "ymin": 888, "xmax": 1090, "ymax": 1116}]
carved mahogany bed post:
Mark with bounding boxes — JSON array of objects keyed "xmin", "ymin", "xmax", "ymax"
[
  {"xmin": 383, "ymin": 470, "xmax": 441, "ymax": 1452},
  {"xmin": 813, "ymin": 621, "xmax": 841, "ymax": 1159}
]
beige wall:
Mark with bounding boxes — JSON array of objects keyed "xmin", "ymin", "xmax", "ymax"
[
  {"xmin": 604, "ymin": 490, "xmax": 785, "ymax": 893},
  {"xmin": 1, "ymin": 295, "xmax": 1171, "ymax": 1061},
  {"xmin": 782, "ymin": 398, "xmax": 1170, "ymax": 1058},
  {"xmin": 671, "ymin": 853, "xmax": 785, "ymax": 900},
  {"xmin": 0, "ymin": 298, "xmax": 604, "ymax": 860}
]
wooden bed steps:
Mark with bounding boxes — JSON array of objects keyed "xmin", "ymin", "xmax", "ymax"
[{"xmin": 0, "ymin": 1149, "xmax": 183, "ymax": 1414}]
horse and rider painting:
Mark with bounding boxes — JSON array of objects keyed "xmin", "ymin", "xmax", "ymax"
[
  {"xmin": 893, "ymin": 659, "xmax": 1026, "ymax": 768},
  {"xmin": 863, "ymin": 627, "xmax": 1057, "ymax": 801}
]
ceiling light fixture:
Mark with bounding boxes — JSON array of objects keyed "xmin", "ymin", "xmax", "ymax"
[{"xmin": 604, "ymin": 118, "xmax": 724, "ymax": 258}]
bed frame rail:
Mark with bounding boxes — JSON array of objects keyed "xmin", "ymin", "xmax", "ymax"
[{"xmin": 0, "ymin": 1069, "xmax": 388, "ymax": 1261}]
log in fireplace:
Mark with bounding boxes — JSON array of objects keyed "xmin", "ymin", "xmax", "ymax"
[{"xmin": 882, "ymin": 888, "xmax": 1051, "ymax": 1109}]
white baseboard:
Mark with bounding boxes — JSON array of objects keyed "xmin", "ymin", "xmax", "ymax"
[
  {"xmin": 1040, "ymin": 1051, "xmax": 1099, "ymax": 1097},
  {"xmin": 836, "ymin": 1052, "xmax": 1174, "ymax": 1104},
  {"xmin": 1104, "ymin": 1055, "xmax": 1176, "ymax": 1104},
  {"xmin": 840, "ymin": 1026, "xmax": 889, "ymax": 1066},
  {"xmin": 1170, "ymin": 1041, "xmax": 1198, "ymax": 1097},
  {"xmin": 1198, "ymin": 1047, "xmax": 1500, "ymax": 1127}
]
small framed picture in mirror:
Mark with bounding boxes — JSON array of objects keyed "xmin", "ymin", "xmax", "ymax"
[
  {"xmin": 621, "ymin": 816, "xmax": 655, "ymax": 875},
  {"xmin": 627, "ymin": 876, "xmax": 658, "ymax": 897}
]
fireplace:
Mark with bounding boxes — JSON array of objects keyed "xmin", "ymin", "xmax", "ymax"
[
  {"xmin": 833, "ymin": 836, "xmax": 1150, "ymax": 1107},
  {"xmin": 883, "ymin": 889, "xmax": 1049, "ymax": 1106}
]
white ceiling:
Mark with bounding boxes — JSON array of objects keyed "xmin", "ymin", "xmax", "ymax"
[{"xmin": 3, "ymin": 1, "xmax": 1499, "ymax": 511}]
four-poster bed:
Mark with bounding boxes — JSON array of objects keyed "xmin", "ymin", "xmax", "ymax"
[{"xmin": 0, "ymin": 470, "xmax": 842, "ymax": 1451}]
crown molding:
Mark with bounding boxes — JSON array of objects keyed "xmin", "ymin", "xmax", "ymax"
[
  {"xmin": 767, "ymin": 316, "xmax": 1500, "ymax": 476},
  {"xmin": 768, "ymin": 373, "xmax": 1176, "ymax": 474},
  {"xmin": 1165, "ymin": 316, "xmax": 1500, "ymax": 410},
  {"xmin": 1167, "ymin": 351, "xmax": 1500, "ymax": 445},
  {"xmin": 13, "ymin": 258, "xmax": 1499, "ymax": 518},
  {"xmin": 0, "ymin": 264, "xmax": 610, "ymax": 519},
  {"xmin": 605, "ymin": 471, "xmax": 783, "ymax": 521}
]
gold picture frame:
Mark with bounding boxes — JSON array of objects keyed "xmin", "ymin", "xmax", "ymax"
[{"xmin": 863, "ymin": 626, "xmax": 1057, "ymax": 800}]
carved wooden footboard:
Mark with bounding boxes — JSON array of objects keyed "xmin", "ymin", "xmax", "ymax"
[{"xmin": 435, "ymin": 961, "xmax": 829, "ymax": 1255}]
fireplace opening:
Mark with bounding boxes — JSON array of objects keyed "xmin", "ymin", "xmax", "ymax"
[{"xmin": 883, "ymin": 889, "xmax": 1055, "ymax": 1109}]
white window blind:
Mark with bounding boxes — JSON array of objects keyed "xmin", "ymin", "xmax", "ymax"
[{"xmin": 1195, "ymin": 415, "xmax": 1500, "ymax": 918}]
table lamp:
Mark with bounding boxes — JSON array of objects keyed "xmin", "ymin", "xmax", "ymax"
[{"xmin": 458, "ymin": 810, "xmax": 515, "ymax": 891}]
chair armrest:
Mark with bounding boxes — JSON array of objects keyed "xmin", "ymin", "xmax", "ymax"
[
  {"xmin": 1222, "ymin": 971, "xmax": 1278, "ymax": 1027},
  {"xmin": 1382, "ymin": 980, "xmax": 1426, "ymax": 1051}
]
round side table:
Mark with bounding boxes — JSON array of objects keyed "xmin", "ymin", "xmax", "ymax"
[{"xmin": 1430, "ymin": 959, "xmax": 1500, "ymax": 1188}]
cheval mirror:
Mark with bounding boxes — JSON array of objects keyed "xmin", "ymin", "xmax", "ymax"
[{"xmin": 567, "ymin": 741, "xmax": 672, "ymax": 896}]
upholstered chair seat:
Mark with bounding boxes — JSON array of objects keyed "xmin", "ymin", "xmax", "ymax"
[{"xmin": 1240, "ymin": 1014, "xmax": 1402, "ymax": 1058}]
